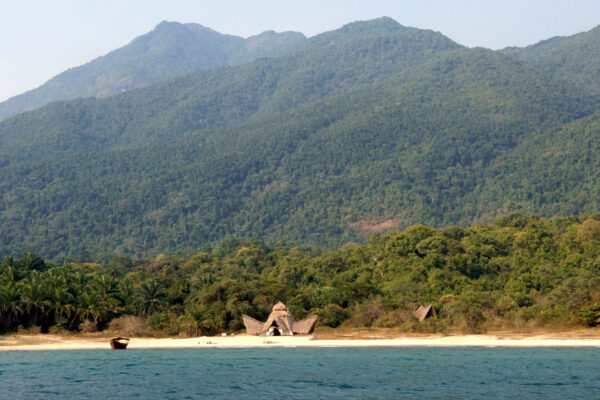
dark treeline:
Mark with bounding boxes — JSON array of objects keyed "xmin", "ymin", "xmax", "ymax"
[{"xmin": 2, "ymin": 214, "xmax": 600, "ymax": 336}]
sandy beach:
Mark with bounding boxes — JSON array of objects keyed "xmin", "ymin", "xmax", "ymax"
[{"xmin": 2, "ymin": 331, "xmax": 600, "ymax": 351}]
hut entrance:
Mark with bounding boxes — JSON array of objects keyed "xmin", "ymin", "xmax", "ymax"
[{"xmin": 269, "ymin": 320, "xmax": 281, "ymax": 336}]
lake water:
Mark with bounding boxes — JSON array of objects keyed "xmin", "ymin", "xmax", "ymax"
[{"xmin": 1, "ymin": 347, "xmax": 599, "ymax": 399}]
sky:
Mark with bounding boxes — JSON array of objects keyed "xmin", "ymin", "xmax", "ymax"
[{"xmin": 1, "ymin": 0, "xmax": 599, "ymax": 103}]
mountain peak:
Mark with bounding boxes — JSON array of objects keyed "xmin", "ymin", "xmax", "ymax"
[
  {"xmin": 0, "ymin": 21, "xmax": 307, "ymax": 120},
  {"xmin": 337, "ymin": 16, "xmax": 407, "ymax": 35},
  {"xmin": 308, "ymin": 17, "xmax": 410, "ymax": 44},
  {"xmin": 155, "ymin": 20, "xmax": 177, "ymax": 28},
  {"xmin": 153, "ymin": 20, "xmax": 191, "ymax": 32},
  {"xmin": 247, "ymin": 30, "xmax": 306, "ymax": 41},
  {"xmin": 245, "ymin": 30, "xmax": 306, "ymax": 49},
  {"xmin": 150, "ymin": 20, "xmax": 227, "ymax": 40}
]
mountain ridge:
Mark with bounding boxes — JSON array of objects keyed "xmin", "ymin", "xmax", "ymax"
[
  {"xmin": 501, "ymin": 24, "xmax": 600, "ymax": 94},
  {"xmin": 0, "ymin": 21, "xmax": 307, "ymax": 121},
  {"xmin": 0, "ymin": 41, "xmax": 597, "ymax": 257},
  {"xmin": 0, "ymin": 19, "xmax": 461, "ymax": 162}
]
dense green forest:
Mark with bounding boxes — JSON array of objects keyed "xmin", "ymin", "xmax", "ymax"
[
  {"xmin": 0, "ymin": 18, "xmax": 599, "ymax": 258},
  {"xmin": 502, "ymin": 25, "xmax": 600, "ymax": 95},
  {"xmin": 0, "ymin": 21, "xmax": 306, "ymax": 121},
  {"xmin": 0, "ymin": 48, "xmax": 597, "ymax": 258},
  {"xmin": 2, "ymin": 215, "xmax": 600, "ymax": 336}
]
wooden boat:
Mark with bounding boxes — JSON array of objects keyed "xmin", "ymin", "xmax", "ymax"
[{"xmin": 109, "ymin": 337, "xmax": 130, "ymax": 350}]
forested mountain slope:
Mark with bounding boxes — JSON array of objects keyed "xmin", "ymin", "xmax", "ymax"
[
  {"xmin": 475, "ymin": 113, "xmax": 600, "ymax": 215},
  {"xmin": 0, "ymin": 18, "xmax": 461, "ymax": 162},
  {"xmin": 1, "ymin": 44, "xmax": 597, "ymax": 258},
  {"xmin": 501, "ymin": 25, "xmax": 600, "ymax": 94},
  {"xmin": 0, "ymin": 21, "xmax": 307, "ymax": 121}
]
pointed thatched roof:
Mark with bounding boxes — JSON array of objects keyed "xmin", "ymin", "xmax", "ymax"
[
  {"xmin": 242, "ymin": 315, "xmax": 265, "ymax": 335},
  {"xmin": 272, "ymin": 301, "xmax": 288, "ymax": 312},
  {"xmin": 242, "ymin": 302, "xmax": 318, "ymax": 335},
  {"xmin": 263, "ymin": 304, "xmax": 295, "ymax": 334},
  {"xmin": 291, "ymin": 315, "xmax": 318, "ymax": 334},
  {"xmin": 414, "ymin": 304, "xmax": 437, "ymax": 321}
]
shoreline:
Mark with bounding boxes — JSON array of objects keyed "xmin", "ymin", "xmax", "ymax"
[{"xmin": 2, "ymin": 332, "xmax": 600, "ymax": 351}]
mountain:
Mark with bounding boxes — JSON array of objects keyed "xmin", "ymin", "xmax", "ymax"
[
  {"xmin": 501, "ymin": 25, "xmax": 600, "ymax": 94},
  {"xmin": 0, "ymin": 14, "xmax": 597, "ymax": 258},
  {"xmin": 0, "ymin": 21, "xmax": 307, "ymax": 121},
  {"xmin": 0, "ymin": 18, "xmax": 460, "ymax": 162}
]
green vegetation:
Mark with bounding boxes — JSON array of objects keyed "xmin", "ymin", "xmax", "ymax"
[
  {"xmin": 2, "ymin": 215, "xmax": 600, "ymax": 335},
  {"xmin": 0, "ymin": 21, "xmax": 307, "ymax": 120},
  {"xmin": 0, "ymin": 18, "xmax": 598, "ymax": 259},
  {"xmin": 0, "ymin": 47, "xmax": 597, "ymax": 258},
  {"xmin": 502, "ymin": 25, "xmax": 600, "ymax": 94},
  {"xmin": 0, "ymin": 18, "xmax": 458, "ymax": 161}
]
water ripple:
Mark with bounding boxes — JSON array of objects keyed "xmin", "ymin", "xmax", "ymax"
[{"xmin": 0, "ymin": 347, "xmax": 598, "ymax": 399}]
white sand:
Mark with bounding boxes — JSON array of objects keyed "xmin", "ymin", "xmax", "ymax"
[{"xmin": 2, "ymin": 333, "xmax": 600, "ymax": 351}]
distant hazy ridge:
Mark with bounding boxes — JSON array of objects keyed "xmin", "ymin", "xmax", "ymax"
[{"xmin": 0, "ymin": 21, "xmax": 307, "ymax": 120}]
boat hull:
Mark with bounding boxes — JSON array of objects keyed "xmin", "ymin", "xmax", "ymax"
[{"xmin": 110, "ymin": 338, "xmax": 129, "ymax": 350}]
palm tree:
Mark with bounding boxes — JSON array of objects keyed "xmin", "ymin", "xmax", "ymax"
[
  {"xmin": 21, "ymin": 272, "xmax": 48, "ymax": 328},
  {"xmin": 90, "ymin": 275, "xmax": 120, "ymax": 308},
  {"xmin": 117, "ymin": 278, "xmax": 135, "ymax": 313},
  {"xmin": 75, "ymin": 275, "xmax": 121, "ymax": 329},
  {"xmin": 0, "ymin": 265, "xmax": 18, "ymax": 285},
  {"xmin": 178, "ymin": 304, "xmax": 213, "ymax": 336},
  {"xmin": 0, "ymin": 284, "xmax": 23, "ymax": 331},
  {"xmin": 78, "ymin": 292, "xmax": 105, "ymax": 325},
  {"xmin": 0, "ymin": 255, "xmax": 15, "ymax": 278},
  {"xmin": 18, "ymin": 251, "xmax": 46, "ymax": 272},
  {"xmin": 135, "ymin": 280, "xmax": 167, "ymax": 316},
  {"xmin": 69, "ymin": 270, "xmax": 89, "ymax": 299},
  {"xmin": 46, "ymin": 286, "xmax": 74, "ymax": 326}
]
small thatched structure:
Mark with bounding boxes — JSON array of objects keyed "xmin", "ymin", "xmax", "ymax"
[
  {"xmin": 414, "ymin": 304, "xmax": 436, "ymax": 321},
  {"xmin": 243, "ymin": 301, "xmax": 318, "ymax": 336}
]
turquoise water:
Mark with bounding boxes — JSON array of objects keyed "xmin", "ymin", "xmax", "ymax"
[{"xmin": 1, "ymin": 347, "xmax": 599, "ymax": 399}]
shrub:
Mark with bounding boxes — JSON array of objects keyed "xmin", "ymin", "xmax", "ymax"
[
  {"xmin": 319, "ymin": 304, "xmax": 349, "ymax": 327},
  {"xmin": 446, "ymin": 291, "xmax": 490, "ymax": 333},
  {"xmin": 343, "ymin": 299, "xmax": 384, "ymax": 327},
  {"xmin": 374, "ymin": 309, "xmax": 413, "ymax": 328},
  {"xmin": 578, "ymin": 304, "xmax": 600, "ymax": 327},
  {"xmin": 108, "ymin": 315, "xmax": 148, "ymax": 336},
  {"xmin": 79, "ymin": 320, "xmax": 97, "ymax": 333}
]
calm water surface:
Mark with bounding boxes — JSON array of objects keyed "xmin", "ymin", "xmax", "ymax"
[{"xmin": 1, "ymin": 347, "xmax": 599, "ymax": 399}]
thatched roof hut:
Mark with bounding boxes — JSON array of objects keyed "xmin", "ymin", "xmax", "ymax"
[
  {"xmin": 242, "ymin": 301, "xmax": 318, "ymax": 336},
  {"xmin": 414, "ymin": 304, "xmax": 437, "ymax": 321}
]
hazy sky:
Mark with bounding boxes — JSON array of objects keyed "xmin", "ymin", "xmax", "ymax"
[{"xmin": 1, "ymin": 0, "xmax": 599, "ymax": 102}]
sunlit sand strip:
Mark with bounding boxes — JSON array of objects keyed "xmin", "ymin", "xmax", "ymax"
[{"xmin": 2, "ymin": 334, "xmax": 600, "ymax": 351}]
